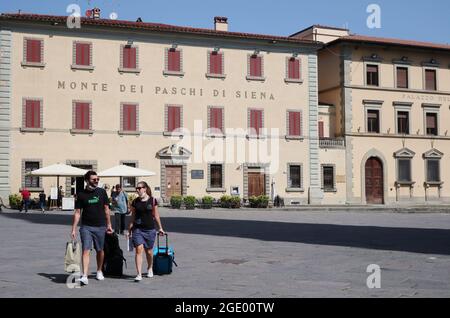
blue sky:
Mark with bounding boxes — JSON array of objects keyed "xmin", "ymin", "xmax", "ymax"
[{"xmin": 1, "ymin": 0, "xmax": 449, "ymax": 44}]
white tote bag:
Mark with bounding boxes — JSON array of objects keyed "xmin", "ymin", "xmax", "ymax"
[{"xmin": 64, "ymin": 241, "xmax": 81, "ymax": 273}]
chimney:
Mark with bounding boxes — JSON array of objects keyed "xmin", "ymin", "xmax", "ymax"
[
  {"xmin": 214, "ymin": 16, "xmax": 228, "ymax": 32},
  {"xmin": 92, "ymin": 7, "xmax": 101, "ymax": 19}
]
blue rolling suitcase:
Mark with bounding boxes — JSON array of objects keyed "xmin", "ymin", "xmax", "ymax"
[{"xmin": 153, "ymin": 233, "xmax": 177, "ymax": 275}]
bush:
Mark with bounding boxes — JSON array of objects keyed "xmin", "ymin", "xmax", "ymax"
[
  {"xmin": 230, "ymin": 196, "xmax": 241, "ymax": 209},
  {"xmin": 220, "ymin": 195, "xmax": 232, "ymax": 208},
  {"xmin": 258, "ymin": 195, "xmax": 269, "ymax": 208},
  {"xmin": 249, "ymin": 195, "xmax": 269, "ymax": 208},
  {"xmin": 127, "ymin": 193, "xmax": 138, "ymax": 204},
  {"xmin": 9, "ymin": 194, "xmax": 22, "ymax": 210},
  {"xmin": 170, "ymin": 196, "xmax": 183, "ymax": 209},
  {"xmin": 249, "ymin": 196, "xmax": 258, "ymax": 208},
  {"xmin": 183, "ymin": 196, "xmax": 196, "ymax": 210},
  {"xmin": 202, "ymin": 196, "xmax": 214, "ymax": 209}
]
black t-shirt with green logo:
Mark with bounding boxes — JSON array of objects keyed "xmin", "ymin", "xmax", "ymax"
[{"xmin": 75, "ymin": 188, "xmax": 109, "ymax": 227}]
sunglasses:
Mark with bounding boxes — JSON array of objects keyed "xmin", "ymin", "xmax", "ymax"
[{"xmin": 136, "ymin": 186, "xmax": 145, "ymax": 191}]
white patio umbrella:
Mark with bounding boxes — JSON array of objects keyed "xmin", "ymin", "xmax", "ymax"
[
  {"xmin": 28, "ymin": 163, "xmax": 88, "ymax": 193},
  {"xmin": 97, "ymin": 165, "xmax": 156, "ymax": 177}
]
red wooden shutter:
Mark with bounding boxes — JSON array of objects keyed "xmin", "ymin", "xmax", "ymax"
[
  {"xmin": 25, "ymin": 100, "xmax": 40, "ymax": 128},
  {"xmin": 168, "ymin": 106, "xmax": 181, "ymax": 132},
  {"xmin": 425, "ymin": 70, "xmax": 436, "ymax": 90},
  {"xmin": 123, "ymin": 47, "xmax": 137, "ymax": 69},
  {"xmin": 318, "ymin": 121, "xmax": 324, "ymax": 138},
  {"xmin": 123, "ymin": 104, "xmax": 137, "ymax": 131},
  {"xmin": 250, "ymin": 110, "xmax": 262, "ymax": 135},
  {"xmin": 76, "ymin": 43, "xmax": 90, "ymax": 66},
  {"xmin": 210, "ymin": 52, "xmax": 222, "ymax": 74},
  {"xmin": 288, "ymin": 58, "xmax": 300, "ymax": 79},
  {"xmin": 426, "ymin": 114, "xmax": 437, "ymax": 129},
  {"xmin": 168, "ymin": 49, "xmax": 181, "ymax": 72},
  {"xmin": 289, "ymin": 112, "xmax": 301, "ymax": 136},
  {"xmin": 76, "ymin": 103, "xmax": 90, "ymax": 130},
  {"xmin": 210, "ymin": 108, "xmax": 223, "ymax": 133},
  {"xmin": 250, "ymin": 55, "xmax": 262, "ymax": 77},
  {"xmin": 26, "ymin": 39, "xmax": 42, "ymax": 63},
  {"xmin": 397, "ymin": 67, "xmax": 408, "ymax": 88}
]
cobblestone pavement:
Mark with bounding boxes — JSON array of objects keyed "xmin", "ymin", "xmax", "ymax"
[{"xmin": 1, "ymin": 208, "xmax": 450, "ymax": 298}]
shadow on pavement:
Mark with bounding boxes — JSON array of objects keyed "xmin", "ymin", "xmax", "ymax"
[
  {"xmin": 38, "ymin": 272, "xmax": 136, "ymax": 285},
  {"xmin": 3, "ymin": 211, "xmax": 450, "ymax": 255}
]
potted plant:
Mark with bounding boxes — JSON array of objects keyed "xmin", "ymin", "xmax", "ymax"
[
  {"xmin": 230, "ymin": 196, "xmax": 241, "ymax": 209},
  {"xmin": 9, "ymin": 194, "xmax": 22, "ymax": 210},
  {"xmin": 183, "ymin": 196, "xmax": 196, "ymax": 210},
  {"xmin": 202, "ymin": 196, "xmax": 214, "ymax": 209},
  {"xmin": 249, "ymin": 196, "xmax": 258, "ymax": 208},
  {"xmin": 170, "ymin": 195, "xmax": 183, "ymax": 209},
  {"xmin": 258, "ymin": 195, "xmax": 269, "ymax": 208},
  {"xmin": 220, "ymin": 195, "xmax": 232, "ymax": 208}
]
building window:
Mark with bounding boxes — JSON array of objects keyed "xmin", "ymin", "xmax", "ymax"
[
  {"xmin": 248, "ymin": 109, "xmax": 263, "ymax": 137},
  {"xmin": 73, "ymin": 42, "xmax": 92, "ymax": 68},
  {"xmin": 168, "ymin": 48, "xmax": 181, "ymax": 72},
  {"xmin": 367, "ymin": 110, "xmax": 380, "ymax": 133},
  {"xmin": 426, "ymin": 159, "xmax": 440, "ymax": 183},
  {"xmin": 122, "ymin": 162, "xmax": 137, "ymax": 188},
  {"xmin": 208, "ymin": 107, "xmax": 224, "ymax": 135},
  {"xmin": 73, "ymin": 102, "xmax": 91, "ymax": 131},
  {"xmin": 209, "ymin": 164, "xmax": 224, "ymax": 189},
  {"xmin": 247, "ymin": 54, "xmax": 264, "ymax": 80},
  {"xmin": 121, "ymin": 45, "xmax": 138, "ymax": 70},
  {"xmin": 397, "ymin": 111, "xmax": 409, "ymax": 135},
  {"xmin": 23, "ymin": 38, "xmax": 43, "ymax": 65},
  {"xmin": 207, "ymin": 51, "xmax": 224, "ymax": 76},
  {"xmin": 322, "ymin": 165, "xmax": 335, "ymax": 192},
  {"xmin": 286, "ymin": 57, "xmax": 301, "ymax": 81},
  {"xmin": 318, "ymin": 121, "xmax": 324, "ymax": 138},
  {"xmin": 287, "ymin": 111, "xmax": 302, "ymax": 137},
  {"xmin": 425, "ymin": 69, "xmax": 437, "ymax": 91},
  {"xmin": 121, "ymin": 103, "xmax": 138, "ymax": 132},
  {"xmin": 288, "ymin": 164, "xmax": 302, "ymax": 189},
  {"xmin": 425, "ymin": 113, "xmax": 438, "ymax": 136},
  {"xmin": 24, "ymin": 161, "xmax": 41, "ymax": 188},
  {"xmin": 366, "ymin": 64, "xmax": 379, "ymax": 86},
  {"xmin": 166, "ymin": 105, "xmax": 182, "ymax": 133},
  {"xmin": 397, "ymin": 159, "xmax": 412, "ymax": 182},
  {"xmin": 396, "ymin": 67, "xmax": 408, "ymax": 89},
  {"xmin": 24, "ymin": 99, "xmax": 42, "ymax": 129}
]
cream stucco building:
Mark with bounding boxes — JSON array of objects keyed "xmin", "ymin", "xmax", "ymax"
[
  {"xmin": 0, "ymin": 12, "xmax": 329, "ymax": 206},
  {"xmin": 1, "ymin": 13, "xmax": 448, "ymax": 206},
  {"xmin": 298, "ymin": 26, "xmax": 450, "ymax": 205}
]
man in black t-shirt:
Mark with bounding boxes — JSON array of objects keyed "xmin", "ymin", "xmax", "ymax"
[{"xmin": 71, "ymin": 171, "xmax": 113, "ymax": 285}]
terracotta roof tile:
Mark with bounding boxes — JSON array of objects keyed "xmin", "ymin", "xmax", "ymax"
[
  {"xmin": 0, "ymin": 13, "xmax": 319, "ymax": 46},
  {"xmin": 328, "ymin": 34, "xmax": 450, "ymax": 51}
]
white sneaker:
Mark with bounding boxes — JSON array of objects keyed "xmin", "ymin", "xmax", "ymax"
[
  {"xmin": 134, "ymin": 274, "xmax": 142, "ymax": 282},
  {"xmin": 146, "ymin": 269, "xmax": 154, "ymax": 278},
  {"xmin": 78, "ymin": 275, "xmax": 89, "ymax": 285},
  {"xmin": 96, "ymin": 271, "xmax": 105, "ymax": 281}
]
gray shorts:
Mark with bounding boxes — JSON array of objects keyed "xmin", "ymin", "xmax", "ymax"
[
  {"xmin": 80, "ymin": 225, "xmax": 106, "ymax": 252},
  {"xmin": 132, "ymin": 228, "xmax": 157, "ymax": 250}
]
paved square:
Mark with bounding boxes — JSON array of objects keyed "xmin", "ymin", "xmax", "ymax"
[{"xmin": 1, "ymin": 208, "xmax": 450, "ymax": 298}]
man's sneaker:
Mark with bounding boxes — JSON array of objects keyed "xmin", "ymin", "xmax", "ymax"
[
  {"xmin": 78, "ymin": 275, "xmax": 89, "ymax": 286},
  {"xmin": 96, "ymin": 271, "xmax": 105, "ymax": 281},
  {"xmin": 146, "ymin": 269, "xmax": 154, "ymax": 278},
  {"xmin": 134, "ymin": 274, "xmax": 142, "ymax": 282}
]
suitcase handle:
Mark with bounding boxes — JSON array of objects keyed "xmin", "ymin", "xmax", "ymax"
[{"xmin": 156, "ymin": 233, "xmax": 169, "ymax": 253}]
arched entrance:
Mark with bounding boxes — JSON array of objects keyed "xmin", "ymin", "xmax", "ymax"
[{"xmin": 365, "ymin": 157, "xmax": 384, "ymax": 204}]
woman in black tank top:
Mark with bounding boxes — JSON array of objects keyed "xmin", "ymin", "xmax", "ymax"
[{"xmin": 127, "ymin": 181, "xmax": 165, "ymax": 282}]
